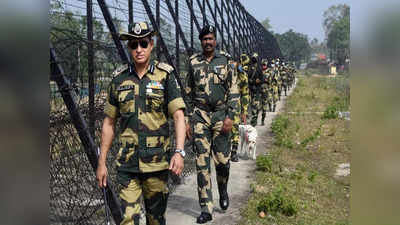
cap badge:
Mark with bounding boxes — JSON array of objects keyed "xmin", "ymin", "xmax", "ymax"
[{"xmin": 134, "ymin": 23, "xmax": 142, "ymax": 34}]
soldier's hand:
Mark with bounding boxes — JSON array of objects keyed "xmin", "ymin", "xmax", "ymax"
[
  {"xmin": 256, "ymin": 78, "xmax": 261, "ymax": 84},
  {"xmin": 169, "ymin": 153, "xmax": 184, "ymax": 176},
  {"xmin": 96, "ymin": 163, "xmax": 108, "ymax": 188},
  {"xmin": 222, "ymin": 117, "xmax": 233, "ymax": 133},
  {"xmin": 241, "ymin": 114, "xmax": 247, "ymax": 125},
  {"xmin": 185, "ymin": 123, "xmax": 192, "ymax": 139}
]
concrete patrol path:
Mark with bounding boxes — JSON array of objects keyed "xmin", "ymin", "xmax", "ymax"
[{"xmin": 166, "ymin": 81, "xmax": 297, "ymax": 225}]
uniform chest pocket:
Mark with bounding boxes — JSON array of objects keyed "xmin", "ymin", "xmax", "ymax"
[
  {"xmin": 118, "ymin": 89, "xmax": 135, "ymax": 113},
  {"xmin": 193, "ymin": 68, "xmax": 207, "ymax": 92},
  {"xmin": 146, "ymin": 88, "xmax": 164, "ymax": 112},
  {"xmin": 213, "ymin": 66, "xmax": 228, "ymax": 84}
]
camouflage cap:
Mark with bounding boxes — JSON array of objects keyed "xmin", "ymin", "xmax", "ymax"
[
  {"xmin": 199, "ymin": 25, "xmax": 217, "ymax": 40},
  {"xmin": 119, "ymin": 21, "xmax": 157, "ymax": 40},
  {"xmin": 251, "ymin": 53, "xmax": 258, "ymax": 63},
  {"xmin": 261, "ymin": 58, "xmax": 268, "ymax": 65},
  {"xmin": 240, "ymin": 53, "xmax": 250, "ymax": 65}
]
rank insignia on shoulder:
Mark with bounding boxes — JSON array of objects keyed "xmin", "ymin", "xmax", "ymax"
[
  {"xmin": 112, "ymin": 64, "xmax": 129, "ymax": 78},
  {"xmin": 157, "ymin": 62, "xmax": 174, "ymax": 73}
]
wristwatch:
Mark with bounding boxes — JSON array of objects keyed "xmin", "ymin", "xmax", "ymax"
[{"xmin": 175, "ymin": 149, "xmax": 186, "ymax": 158}]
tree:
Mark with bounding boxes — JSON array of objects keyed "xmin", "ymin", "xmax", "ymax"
[
  {"xmin": 275, "ymin": 29, "xmax": 311, "ymax": 65},
  {"xmin": 323, "ymin": 4, "xmax": 350, "ymax": 65},
  {"xmin": 322, "ymin": 4, "xmax": 350, "ymax": 36},
  {"xmin": 261, "ymin": 17, "xmax": 272, "ymax": 31}
]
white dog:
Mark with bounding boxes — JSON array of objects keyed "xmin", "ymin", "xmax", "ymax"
[{"xmin": 238, "ymin": 124, "xmax": 258, "ymax": 160}]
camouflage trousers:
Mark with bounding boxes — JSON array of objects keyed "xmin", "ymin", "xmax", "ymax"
[
  {"xmin": 270, "ymin": 86, "xmax": 279, "ymax": 111},
  {"xmin": 118, "ymin": 170, "xmax": 169, "ymax": 225},
  {"xmin": 260, "ymin": 89, "xmax": 271, "ymax": 120},
  {"xmin": 272, "ymin": 86, "xmax": 279, "ymax": 102},
  {"xmin": 231, "ymin": 112, "xmax": 241, "ymax": 153},
  {"xmin": 282, "ymin": 81, "xmax": 288, "ymax": 96},
  {"xmin": 250, "ymin": 90, "xmax": 261, "ymax": 126},
  {"xmin": 192, "ymin": 108, "xmax": 231, "ymax": 214},
  {"xmin": 278, "ymin": 83, "xmax": 282, "ymax": 98}
]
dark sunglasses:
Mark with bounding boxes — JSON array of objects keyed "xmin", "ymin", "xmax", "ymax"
[{"xmin": 129, "ymin": 40, "xmax": 150, "ymax": 49}]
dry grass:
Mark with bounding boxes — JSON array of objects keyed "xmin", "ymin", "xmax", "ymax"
[{"xmin": 240, "ymin": 75, "xmax": 350, "ymax": 225}]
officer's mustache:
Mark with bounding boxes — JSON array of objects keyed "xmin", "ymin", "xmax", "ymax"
[{"xmin": 205, "ymin": 44, "xmax": 212, "ymax": 48}]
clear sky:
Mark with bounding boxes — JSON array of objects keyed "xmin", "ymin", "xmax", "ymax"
[{"xmin": 239, "ymin": 0, "xmax": 350, "ymax": 42}]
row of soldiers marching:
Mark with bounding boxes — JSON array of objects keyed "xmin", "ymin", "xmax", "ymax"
[{"xmin": 230, "ymin": 52, "xmax": 297, "ymax": 162}]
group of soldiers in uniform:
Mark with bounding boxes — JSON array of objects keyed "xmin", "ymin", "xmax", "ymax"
[
  {"xmin": 230, "ymin": 53, "xmax": 297, "ymax": 162},
  {"xmin": 96, "ymin": 22, "xmax": 296, "ymax": 225}
]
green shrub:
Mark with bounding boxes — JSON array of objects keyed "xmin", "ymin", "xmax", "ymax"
[
  {"xmin": 308, "ymin": 171, "xmax": 318, "ymax": 182},
  {"xmin": 300, "ymin": 127, "xmax": 321, "ymax": 147},
  {"xmin": 256, "ymin": 155, "xmax": 273, "ymax": 172},
  {"xmin": 321, "ymin": 105, "xmax": 339, "ymax": 120},
  {"xmin": 257, "ymin": 186, "xmax": 298, "ymax": 216},
  {"xmin": 271, "ymin": 116, "xmax": 294, "ymax": 149},
  {"xmin": 271, "ymin": 115, "xmax": 290, "ymax": 134}
]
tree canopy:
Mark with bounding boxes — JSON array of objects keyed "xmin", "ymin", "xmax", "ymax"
[
  {"xmin": 323, "ymin": 4, "xmax": 350, "ymax": 65},
  {"xmin": 275, "ymin": 29, "xmax": 311, "ymax": 65},
  {"xmin": 261, "ymin": 17, "xmax": 272, "ymax": 31}
]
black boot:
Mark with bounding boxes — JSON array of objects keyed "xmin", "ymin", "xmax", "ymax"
[
  {"xmin": 273, "ymin": 104, "xmax": 276, "ymax": 112},
  {"xmin": 261, "ymin": 113, "xmax": 266, "ymax": 126},
  {"xmin": 218, "ymin": 183, "xmax": 229, "ymax": 211},
  {"xmin": 196, "ymin": 212, "xmax": 212, "ymax": 224},
  {"xmin": 231, "ymin": 151, "xmax": 239, "ymax": 162},
  {"xmin": 268, "ymin": 103, "xmax": 272, "ymax": 112}
]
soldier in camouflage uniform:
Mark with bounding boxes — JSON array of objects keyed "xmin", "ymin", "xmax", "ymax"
[
  {"xmin": 184, "ymin": 25, "xmax": 239, "ymax": 224},
  {"xmin": 288, "ymin": 62, "xmax": 296, "ymax": 88},
  {"xmin": 231, "ymin": 54, "xmax": 250, "ymax": 162},
  {"xmin": 275, "ymin": 58, "xmax": 283, "ymax": 100},
  {"xmin": 260, "ymin": 59, "xmax": 271, "ymax": 125},
  {"xmin": 269, "ymin": 60, "xmax": 280, "ymax": 112},
  {"xmin": 248, "ymin": 53, "xmax": 263, "ymax": 127},
  {"xmin": 96, "ymin": 22, "xmax": 186, "ymax": 225},
  {"xmin": 280, "ymin": 62, "xmax": 288, "ymax": 96}
]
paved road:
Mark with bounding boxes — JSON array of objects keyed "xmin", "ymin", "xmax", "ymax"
[{"xmin": 166, "ymin": 83, "xmax": 296, "ymax": 225}]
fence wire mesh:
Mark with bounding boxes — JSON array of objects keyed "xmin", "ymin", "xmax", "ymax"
[{"xmin": 49, "ymin": 0, "xmax": 281, "ymax": 224}]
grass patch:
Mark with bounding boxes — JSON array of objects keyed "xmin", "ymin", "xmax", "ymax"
[
  {"xmin": 271, "ymin": 115, "xmax": 294, "ymax": 149},
  {"xmin": 257, "ymin": 185, "xmax": 298, "ymax": 216},
  {"xmin": 240, "ymin": 75, "xmax": 350, "ymax": 225}
]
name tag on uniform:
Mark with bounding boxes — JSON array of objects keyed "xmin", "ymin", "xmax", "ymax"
[
  {"xmin": 117, "ymin": 85, "xmax": 134, "ymax": 91},
  {"xmin": 214, "ymin": 65, "xmax": 224, "ymax": 73}
]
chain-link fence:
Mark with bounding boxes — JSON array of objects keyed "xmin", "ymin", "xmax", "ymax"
[{"xmin": 50, "ymin": 0, "xmax": 281, "ymax": 224}]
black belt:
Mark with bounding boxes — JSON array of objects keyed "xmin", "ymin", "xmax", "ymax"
[{"xmin": 195, "ymin": 102, "xmax": 226, "ymax": 112}]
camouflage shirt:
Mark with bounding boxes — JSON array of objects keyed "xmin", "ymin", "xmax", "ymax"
[
  {"xmin": 247, "ymin": 63, "xmax": 262, "ymax": 89},
  {"xmin": 237, "ymin": 64, "xmax": 250, "ymax": 116},
  {"xmin": 271, "ymin": 68, "xmax": 281, "ymax": 85},
  {"xmin": 261, "ymin": 68, "xmax": 272, "ymax": 91},
  {"xmin": 184, "ymin": 51, "xmax": 240, "ymax": 120},
  {"xmin": 104, "ymin": 60, "xmax": 186, "ymax": 173}
]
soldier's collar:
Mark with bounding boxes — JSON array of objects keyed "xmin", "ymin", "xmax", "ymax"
[
  {"xmin": 148, "ymin": 61, "xmax": 155, "ymax": 74},
  {"xmin": 200, "ymin": 51, "xmax": 220, "ymax": 61},
  {"xmin": 129, "ymin": 61, "xmax": 155, "ymax": 75}
]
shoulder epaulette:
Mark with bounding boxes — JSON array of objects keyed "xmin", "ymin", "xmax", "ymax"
[
  {"xmin": 156, "ymin": 62, "xmax": 174, "ymax": 73},
  {"xmin": 112, "ymin": 64, "xmax": 129, "ymax": 78},
  {"xmin": 219, "ymin": 50, "xmax": 232, "ymax": 59},
  {"xmin": 189, "ymin": 53, "xmax": 200, "ymax": 60}
]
